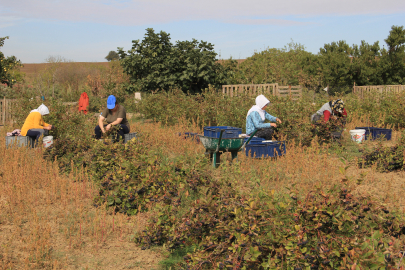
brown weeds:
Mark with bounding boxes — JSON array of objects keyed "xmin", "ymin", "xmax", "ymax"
[{"xmin": 0, "ymin": 132, "xmax": 161, "ymax": 269}]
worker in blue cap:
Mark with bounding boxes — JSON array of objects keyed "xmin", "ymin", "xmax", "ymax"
[{"xmin": 95, "ymin": 95, "xmax": 130, "ymax": 141}]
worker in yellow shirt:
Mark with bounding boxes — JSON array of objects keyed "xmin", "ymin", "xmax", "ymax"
[{"xmin": 21, "ymin": 104, "xmax": 53, "ymax": 146}]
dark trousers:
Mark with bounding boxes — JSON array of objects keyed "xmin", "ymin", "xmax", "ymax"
[
  {"xmin": 26, "ymin": 129, "xmax": 49, "ymax": 147},
  {"xmin": 255, "ymin": 128, "xmax": 274, "ymax": 140},
  {"xmin": 94, "ymin": 124, "xmax": 130, "ymax": 141}
]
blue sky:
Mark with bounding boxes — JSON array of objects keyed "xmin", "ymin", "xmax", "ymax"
[{"xmin": 1, "ymin": 0, "xmax": 404, "ymax": 63}]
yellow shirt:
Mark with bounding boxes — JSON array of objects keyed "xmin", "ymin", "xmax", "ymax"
[{"xmin": 21, "ymin": 112, "xmax": 50, "ymax": 136}]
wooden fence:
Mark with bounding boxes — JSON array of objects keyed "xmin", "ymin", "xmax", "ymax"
[
  {"xmin": 222, "ymin": 83, "xmax": 302, "ymax": 100},
  {"xmin": 0, "ymin": 97, "xmax": 13, "ymax": 126},
  {"xmin": 353, "ymin": 85, "xmax": 405, "ymax": 98}
]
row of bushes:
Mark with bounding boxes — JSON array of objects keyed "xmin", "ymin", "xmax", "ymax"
[
  {"xmin": 8, "ymin": 89, "xmax": 401, "ymax": 268},
  {"xmin": 136, "ymin": 89, "xmax": 405, "ymax": 145},
  {"xmin": 37, "ymin": 102, "xmax": 405, "ymax": 269}
]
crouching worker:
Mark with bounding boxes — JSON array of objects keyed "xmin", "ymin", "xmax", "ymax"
[
  {"xmin": 246, "ymin": 95, "xmax": 282, "ymax": 140},
  {"xmin": 95, "ymin": 95, "xmax": 130, "ymax": 142},
  {"xmin": 21, "ymin": 104, "xmax": 53, "ymax": 146},
  {"xmin": 311, "ymin": 99, "xmax": 347, "ymax": 124}
]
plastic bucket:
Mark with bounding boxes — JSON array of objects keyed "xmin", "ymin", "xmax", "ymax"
[
  {"xmin": 349, "ymin": 129, "xmax": 366, "ymax": 143},
  {"xmin": 43, "ymin": 136, "xmax": 53, "ymax": 148}
]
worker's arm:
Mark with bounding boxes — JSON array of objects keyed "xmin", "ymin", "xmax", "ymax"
[
  {"xmin": 99, "ymin": 116, "xmax": 106, "ymax": 133},
  {"xmin": 106, "ymin": 118, "xmax": 123, "ymax": 131},
  {"xmin": 251, "ymin": 111, "xmax": 271, "ymax": 129},
  {"xmin": 265, "ymin": 112, "xmax": 282, "ymax": 124},
  {"xmin": 323, "ymin": 110, "xmax": 331, "ymax": 122}
]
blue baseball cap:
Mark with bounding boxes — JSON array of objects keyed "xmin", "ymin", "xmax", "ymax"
[{"xmin": 107, "ymin": 95, "xmax": 116, "ymax": 109}]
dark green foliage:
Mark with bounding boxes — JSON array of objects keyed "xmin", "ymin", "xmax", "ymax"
[
  {"xmin": 138, "ymin": 178, "xmax": 405, "ymax": 269},
  {"xmin": 359, "ymin": 130, "xmax": 405, "ymax": 172},
  {"xmin": 224, "ymin": 25, "xmax": 405, "ymax": 90},
  {"xmin": 318, "ymin": 40, "xmax": 353, "ymax": 88},
  {"xmin": 351, "ymin": 41, "xmax": 382, "ymax": 86},
  {"xmin": 118, "ymin": 28, "xmax": 229, "ymax": 93},
  {"xmin": 232, "ymin": 42, "xmax": 321, "ymax": 88},
  {"xmin": 0, "ymin": 36, "xmax": 22, "ymax": 87},
  {"xmin": 380, "ymin": 25, "xmax": 405, "ymax": 85},
  {"xmin": 105, "ymin": 51, "xmax": 119, "ymax": 61}
]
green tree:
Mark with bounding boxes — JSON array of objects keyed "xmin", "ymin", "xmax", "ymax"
[
  {"xmin": 318, "ymin": 40, "xmax": 353, "ymax": 88},
  {"xmin": 105, "ymin": 51, "xmax": 119, "ymax": 61},
  {"xmin": 0, "ymin": 36, "xmax": 22, "ymax": 87},
  {"xmin": 379, "ymin": 25, "xmax": 405, "ymax": 84},
  {"xmin": 351, "ymin": 41, "xmax": 381, "ymax": 85},
  {"xmin": 230, "ymin": 41, "xmax": 320, "ymax": 88},
  {"xmin": 118, "ymin": 28, "xmax": 228, "ymax": 93}
]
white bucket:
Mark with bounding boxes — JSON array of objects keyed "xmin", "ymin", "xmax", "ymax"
[
  {"xmin": 43, "ymin": 136, "xmax": 54, "ymax": 148},
  {"xmin": 349, "ymin": 129, "xmax": 366, "ymax": 143}
]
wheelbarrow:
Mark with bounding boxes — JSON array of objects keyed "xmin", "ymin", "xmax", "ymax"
[{"xmin": 198, "ymin": 130, "xmax": 258, "ymax": 168}]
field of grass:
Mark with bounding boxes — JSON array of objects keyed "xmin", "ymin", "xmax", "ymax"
[
  {"xmin": 2, "ymin": 106, "xmax": 405, "ymax": 268},
  {"xmin": 0, "ymin": 124, "xmax": 163, "ymax": 269},
  {"xmin": 2, "ymin": 59, "xmax": 405, "ymax": 268}
]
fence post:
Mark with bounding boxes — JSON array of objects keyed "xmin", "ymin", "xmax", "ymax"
[{"xmin": 2, "ymin": 97, "xmax": 5, "ymax": 126}]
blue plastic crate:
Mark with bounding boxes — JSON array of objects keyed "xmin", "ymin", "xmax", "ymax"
[
  {"xmin": 203, "ymin": 126, "xmax": 242, "ymax": 138},
  {"xmin": 179, "ymin": 132, "xmax": 200, "ymax": 143},
  {"xmin": 244, "ymin": 137, "xmax": 265, "ymax": 144},
  {"xmin": 355, "ymin": 127, "xmax": 392, "ymax": 141},
  {"xmin": 245, "ymin": 141, "xmax": 286, "ymax": 158}
]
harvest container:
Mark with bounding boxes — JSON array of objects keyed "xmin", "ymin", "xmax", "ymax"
[
  {"xmin": 179, "ymin": 132, "xmax": 200, "ymax": 143},
  {"xmin": 124, "ymin": 132, "xmax": 138, "ymax": 143},
  {"xmin": 245, "ymin": 141, "xmax": 286, "ymax": 158},
  {"xmin": 203, "ymin": 126, "xmax": 242, "ymax": 138},
  {"xmin": 349, "ymin": 129, "xmax": 366, "ymax": 143},
  {"xmin": 6, "ymin": 136, "xmax": 34, "ymax": 149},
  {"xmin": 355, "ymin": 127, "xmax": 392, "ymax": 141},
  {"xmin": 244, "ymin": 137, "xmax": 265, "ymax": 144}
]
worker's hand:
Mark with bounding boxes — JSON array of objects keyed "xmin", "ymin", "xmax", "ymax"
[
  {"xmin": 270, "ymin": 123, "xmax": 277, "ymax": 128},
  {"xmin": 276, "ymin": 118, "xmax": 282, "ymax": 124},
  {"xmin": 43, "ymin": 125, "xmax": 52, "ymax": 130},
  {"xmin": 106, "ymin": 124, "xmax": 111, "ymax": 131}
]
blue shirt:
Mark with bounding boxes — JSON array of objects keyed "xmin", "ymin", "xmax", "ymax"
[{"xmin": 246, "ymin": 111, "xmax": 277, "ymax": 135}]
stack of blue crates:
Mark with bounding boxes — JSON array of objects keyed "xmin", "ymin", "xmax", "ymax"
[
  {"xmin": 355, "ymin": 127, "xmax": 392, "ymax": 141},
  {"xmin": 245, "ymin": 140, "xmax": 286, "ymax": 158},
  {"xmin": 203, "ymin": 126, "xmax": 242, "ymax": 138},
  {"xmin": 244, "ymin": 137, "xmax": 265, "ymax": 144}
]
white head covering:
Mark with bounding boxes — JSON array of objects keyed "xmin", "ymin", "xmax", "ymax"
[
  {"xmin": 30, "ymin": 104, "xmax": 49, "ymax": 116},
  {"xmin": 246, "ymin": 95, "xmax": 270, "ymax": 121}
]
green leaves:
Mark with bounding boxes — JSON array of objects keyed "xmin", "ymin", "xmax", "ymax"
[
  {"xmin": 118, "ymin": 29, "xmax": 229, "ymax": 94},
  {"xmin": 0, "ymin": 36, "xmax": 22, "ymax": 87}
]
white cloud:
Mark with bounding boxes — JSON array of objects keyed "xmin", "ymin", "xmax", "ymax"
[
  {"xmin": 0, "ymin": 15, "xmax": 22, "ymax": 28},
  {"xmin": 0, "ymin": 0, "xmax": 404, "ymax": 26}
]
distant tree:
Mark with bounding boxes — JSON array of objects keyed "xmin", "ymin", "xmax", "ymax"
[
  {"xmin": 105, "ymin": 51, "xmax": 119, "ymax": 61},
  {"xmin": 379, "ymin": 25, "xmax": 405, "ymax": 84},
  {"xmin": 228, "ymin": 41, "xmax": 321, "ymax": 89},
  {"xmin": 0, "ymin": 36, "xmax": 22, "ymax": 87},
  {"xmin": 118, "ymin": 28, "xmax": 228, "ymax": 93},
  {"xmin": 318, "ymin": 40, "xmax": 353, "ymax": 88},
  {"xmin": 351, "ymin": 40, "xmax": 382, "ymax": 85}
]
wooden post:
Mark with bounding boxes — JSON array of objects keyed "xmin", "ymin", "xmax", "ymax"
[
  {"xmin": 353, "ymin": 82, "xmax": 356, "ymax": 94},
  {"xmin": 288, "ymin": 85, "xmax": 291, "ymax": 99},
  {"xmin": 2, "ymin": 97, "xmax": 6, "ymax": 126}
]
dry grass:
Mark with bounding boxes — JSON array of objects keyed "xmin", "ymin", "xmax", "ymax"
[
  {"xmin": 131, "ymin": 119, "xmax": 405, "ymax": 213},
  {"xmin": 1, "ymin": 117, "xmax": 403, "ymax": 269},
  {"xmin": 0, "ymin": 129, "xmax": 162, "ymax": 269},
  {"xmin": 20, "ymin": 63, "xmax": 110, "ymax": 76}
]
